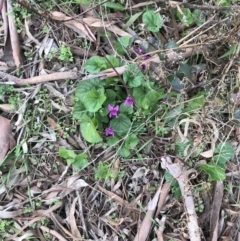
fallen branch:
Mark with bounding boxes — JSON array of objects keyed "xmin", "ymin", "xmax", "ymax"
[
  {"xmin": 1, "ymin": 47, "xmax": 195, "ymax": 85},
  {"xmin": 0, "ymin": 71, "xmax": 78, "ymax": 85},
  {"xmin": 161, "ymin": 155, "xmax": 201, "ymax": 241}
]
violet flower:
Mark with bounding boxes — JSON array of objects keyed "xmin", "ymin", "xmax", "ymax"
[
  {"xmin": 135, "ymin": 46, "xmax": 145, "ymax": 55},
  {"xmin": 124, "ymin": 96, "xmax": 134, "ymax": 107},
  {"xmin": 108, "ymin": 104, "xmax": 119, "ymax": 118},
  {"xmin": 105, "ymin": 127, "xmax": 114, "ymax": 136},
  {"xmin": 141, "ymin": 63, "xmax": 146, "ymax": 70},
  {"xmin": 144, "ymin": 54, "xmax": 151, "ymax": 60}
]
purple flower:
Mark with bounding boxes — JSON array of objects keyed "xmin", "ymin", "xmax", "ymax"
[
  {"xmin": 135, "ymin": 46, "xmax": 145, "ymax": 55},
  {"xmin": 108, "ymin": 104, "xmax": 119, "ymax": 118},
  {"xmin": 141, "ymin": 63, "xmax": 146, "ymax": 70},
  {"xmin": 124, "ymin": 96, "xmax": 134, "ymax": 107},
  {"xmin": 144, "ymin": 54, "xmax": 151, "ymax": 60},
  {"xmin": 105, "ymin": 126, "xmax": 114, "ymax": 136}
]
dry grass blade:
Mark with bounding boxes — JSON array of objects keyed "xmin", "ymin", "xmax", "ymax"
[
  {"xmin": 97, "ymin": 183, "xmax": 129, "ymax": 206},
  {"xmin": 200, "ymin": 119, "xmax": 219, "ymax": 158},
  {"xmin": 70, "ymin": 197, "xmax": 82, "ymax": 239}
]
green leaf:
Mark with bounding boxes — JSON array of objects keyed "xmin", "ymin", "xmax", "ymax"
[
  {"xmin": 120, "ymin": 103, "xmax": 133, "ymax": 115},
  {"xmin": 59, "ymin": 147, "xmax": 76, "ymax": 159},
  {"xmin": 142, "ymin": 10, "xmax": 163, "ymax": 32},
  {"xmin": 166, "ymin": 40, "xmax": 179, "ymax": 49},
  {"xmin": 110, "ymin": 114, "xmax": 131, "ymax": 136},
  {"xmin": 176, "ymin": 8, "xmax": 194, "ymax": 26},
  {"xmin": 216, "ymin": 0, "xmax": 231, "ymax": 6},
  {"xmin": 72, "ymin": 101, "xmax": 86, "ymax": 120},
  {"xmin": 94, "ymin": 161, "xmax": 117, "ymax": 180},
  {"xmin": 184, "ymin": 92, "xmax": 204, "ymax": 113},
  {"xmin": 123, "ymin": 64, "xmax": 143, "ymax": 87},
  {"xmin": 178, "ymin": 64, "xmax": 192, "ymax": 79},
  {"xmin": 73, "ymin": 153, "xmax": 89, "ymax": 169},
  {"xmin": 107, "ymin": 136, "xmax": 119, "ymax": 146},
  {"xmin": 106, "ymin": 89, "xmax": 116, "ymax": 102},
  {"xmin": 103, "ymin": 2, "xmax": 125, "ymax": 10},
  {"xmin": 175, "ymin": 138, "xmax": 192, "ymax": 158},
  {"xmin": 125, "ymin": 134, "xmax": 139, "ymax": 149},
  {"xmin": 213, "ymin": 142, "xmax": 234, "ymax": 166},
  {"xmin": 141, "ymin": 90, "xmax": 161, "ymax": 109},
  {"xmin": 200, "ymin": 163, "xmax": 226, "ymax": 181},
  {"xmin": 192, "ymin": 9, "xmax": 205, "ymax": 26},
  {"xmin": 118, "ymin": 146, "xmax": 131, "ymax": 157},
  {"xmin": 105, "ymin": 55, "xmax": 120, "ymax": 68},
  {"xmin": 82, "ymin": 87, "xmax": 106, "ymax": 112},
  {"xmin": 118, "ymin": 36, "xmax": 131, "ymax": 48},
  {"xmin": 167, "ymin": 75, "xmax": 184, "ymax": 91},
  {"xmin": 74, "ymin": 0, "xmax": 91, "ymax": 5},
  {"xmin": 164, "ymin": 104, "xmax": 183, "ymax": 121},
  {"xmin": 80, "ymin": 114, "xmax": 102, "ymax": 143},
  {"xmin": 132, "ymin": 87, "xmax": 146, "ymax": 107},
  {"xmin": 114, "ymin": 41, "xmax": 126, "ymax": 55},
  {"xmin": 164, "ymin": 172, "xmax": 178, "ymax": 186},
  {"xmin": 75, "ymin": 78, "xmax": 101, "ymax": 100},
  {"xmin": 85, "ymin": 56, "xmax": 107, "ymax": 73},
  {"xmin": 219, "ymin": 44, "xmax": 237, "ymax": 59},
  {"xmin": 123, "ymin": 12, "xmax": 143, "ymax": 29}
]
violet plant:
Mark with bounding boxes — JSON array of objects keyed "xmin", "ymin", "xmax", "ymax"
[{"xmin": 72, "ymin": 52, "xmax": 170, "ymax": 157}]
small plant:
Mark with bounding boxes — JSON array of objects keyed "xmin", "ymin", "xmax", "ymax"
[
  {"xmin": 94, "ymin": 161, "xmax": 118, "ymax": 180},
  {"xmin": 59, "ymin": 147, "xmax": 89, "ymax": 170},
  {"xmin": 0, "ymin": 219, "xmax": 14, "ymax": 235},
  {"xmin": 58, "ymin": 44, "xmax": 73, "ymax": 62},
  {"xmin": 73, "ymin": 53, "xmax": 171, "ymax": 157}
]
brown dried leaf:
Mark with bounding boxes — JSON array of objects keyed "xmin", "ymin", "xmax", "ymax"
[
  {"xmin": 0, "ymin": 209, "xmax": 23, "ymax": 219},
  {"xmin": 236, "ymin": 127, "xmax": 240, "ymax": 142},
  {"xmin": 47, "ymin": 116, "xmax": 64, "ymax": 136},
  {"xmin": 0, "ymin": 116, "xmax": 15, "ymax": 164},
  {"xmin": 83, "ymin": 16, "xmax": 131, "ymax": 37},
  {"xmin": 134, "ymin": 187, "xmax": 162, "ymax": 241},
  {"xmin": 0, "ymin": 104, "xmax": 15, "ymax": 112},
  {"xmin": 210, "ymin": 181, "xmax": 224, "ymax": 241},
  {"xmin": 97, "ymin": 184, "xmax": 129, "ymax": 206},
  {"xmin": 50, "ymin": 11, "xmax": 96, "ymax": 42}
]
